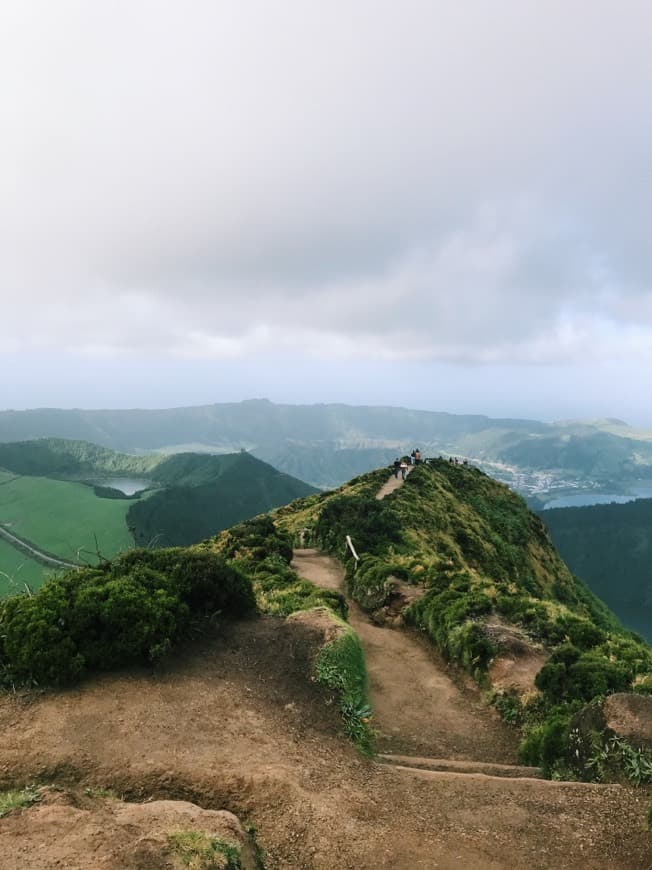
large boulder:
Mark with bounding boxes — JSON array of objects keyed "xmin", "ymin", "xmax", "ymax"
[{"xmin": 603, "ymin": 693, "xmax": 652, "ymax": 750}]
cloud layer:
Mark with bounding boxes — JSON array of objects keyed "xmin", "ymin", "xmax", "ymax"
[{"xmin": 2, "ymin": 1, "xmax": 652, "ymax": 369}]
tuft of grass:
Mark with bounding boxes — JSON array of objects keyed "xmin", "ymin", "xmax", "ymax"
[
  {"xmin": 0, "ymin": 786, "xmax": 41, "ymax": 818},
  {"xmin": 167, "ymin": 831, "xmax": 242, "ymax": 869},
  {"xmin": 313, "ymin": 614, "xmax": 374, "ymax": 755}
]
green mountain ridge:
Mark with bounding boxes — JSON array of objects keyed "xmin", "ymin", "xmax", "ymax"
[
  {"xmin": 4, "ymin": 399, "xmax": 652, "ymax": 492},
  {"xmin": 242, "ymin": 460, "xmax": 650, "ymax": 779}
]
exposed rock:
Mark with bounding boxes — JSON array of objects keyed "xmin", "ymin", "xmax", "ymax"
[
  {"xmin": 603, "ymin": 693, "xmax": 652, "ymax": 749},
  {"xmin": 0, "ymin": 788, "xmax": 259, "ymax": 870},
  {"xmin": 485, "ymin": 617, "xmax": 547, "ymax": 694}
]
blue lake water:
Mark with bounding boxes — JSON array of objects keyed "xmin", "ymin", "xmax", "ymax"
[
  {"xmin": 91, "ymin": 477, "xmax": 152, "ymax": 496},
  {"xmin": 544, "ymin": 487, "xmax": 652, "ymax": 510}
]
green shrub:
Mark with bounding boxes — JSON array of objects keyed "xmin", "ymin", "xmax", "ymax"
[
  {"xmin": 405, "ymin": 584, "xmax": 495, "ymax": 676},
  {"xmin": 113, "ymin": 548, "xmax": 256, "ymax": 618},
  {"xmin": 587, "ymin": 735, "xmax": 652, "ymax": 786},
  {"xmin": 347, "ymin": 554, "xmax": 398, "ymax": 610},
  {"xmin": 314, "ymin": 616, "xmax": 374, "ymax": 754},
  {"xmin": 535, "ymin": 644, "xmax": 632, "ymax": 702},
  {"xmin": 519, "ymin": 709, "xmax": 575, "ymax": 775},
  {"xmin": 215, "ymin": 517, "xmax": 347, "ymax": 618},
  {"xmin": 0, "ymin": 549, "xmax": 255, "ymax": 686},
  {"xmin": 314, "ymin": 494, "xmax": 402, "ymax": 558}
]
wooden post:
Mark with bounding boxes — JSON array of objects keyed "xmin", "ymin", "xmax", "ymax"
[{"xmin": 345, "ymin": 535, "xmax": 359, "ymax": 568}]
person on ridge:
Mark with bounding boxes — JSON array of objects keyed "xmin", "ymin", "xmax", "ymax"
[
  {"xmin": 393, "ymin": 457, "xmax": 401, "ymax": 478},
  {"xmin": 400, "ymin": 460, "xmax": 408, "ymax": 480}
]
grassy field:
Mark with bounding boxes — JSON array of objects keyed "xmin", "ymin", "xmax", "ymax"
[
  {"xmin": 0, "ymin": 538, "xmax": 51, "ymax": 596},
  {"xmin": 0, "ymin": 475, "xmax": 134, "ymax": 564}
]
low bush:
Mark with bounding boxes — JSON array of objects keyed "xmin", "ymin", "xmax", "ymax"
[
  {"xmin": 213, "ymin": 518, "xmax": 346, "ymax": 618},
  {"xmin": 314, "ymin": 494, "xmax": 402, "ymax": 558},
  {"xmin": 313, "ymin": 615, "xmax": 374, "ymax": 754},
  {"xmin": 535, "ymin": 644, "xmax": 632, "ymax": 702},
  {"xmin": 519, "ymin": 708, "xmax": 576, "ymax": 776},
  {"xmin": 405, "ymin": 582, "xmax": 495, "ymax": 677},
  {"xmin": 0, "ymin": 549, "xmax": 255, "ymax": 686}
]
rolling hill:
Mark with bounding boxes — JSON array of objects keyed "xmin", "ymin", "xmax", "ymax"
[
  {"xmin": 0, "ymin": 439, "xmax": 316, "ymax": 590},
  {"xmin": 3, "ymin": 399, "xmax": 652, "ymax": 493}
]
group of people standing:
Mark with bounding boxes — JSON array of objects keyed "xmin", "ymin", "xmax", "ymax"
[{"xmin": 392, "ymin": 448, "xmax": 422, "ymax": 480}]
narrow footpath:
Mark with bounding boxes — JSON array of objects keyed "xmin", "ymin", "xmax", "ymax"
[
  {"xmin": 291, "ymin": 468, "xmax": 523, "ymax": 775},
  {"xmin": 291, "ymin": 548, "xmax": 518, "ymax": 764}
]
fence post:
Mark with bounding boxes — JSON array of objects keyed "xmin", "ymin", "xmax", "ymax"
[{"xmin": 345, "ymin": 535, "xmax": 359, "ymax": 569}]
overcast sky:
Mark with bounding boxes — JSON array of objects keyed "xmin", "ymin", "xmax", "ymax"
[{"xmin": 2, "ymin": 1, "xmax": 652, "ymax": 423}]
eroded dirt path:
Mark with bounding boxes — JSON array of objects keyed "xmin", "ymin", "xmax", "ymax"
[
  {"xmin": 1, "ymin": 618, "xmax": 650, "ymax": 868},
  {"xmin": 374, "ymin": 466, "xmax": 411, "ymax": 499},
  {"xmin": 291, "ymin": 549, "xmax": 518, "ymax": 761}
]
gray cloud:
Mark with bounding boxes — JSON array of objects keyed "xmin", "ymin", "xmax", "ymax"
[{"xmin": 2, "ymin": 1, "xmax": 652, "ymax": 371}]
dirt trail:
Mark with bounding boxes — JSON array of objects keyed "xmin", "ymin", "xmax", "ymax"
[
  {"xmin": 2, "ymin": 619, "xmax": 649, "ymax": 868},
  {"xmin": 374, "ymin": 465, "xmax": 411, "ymax": 499},
  {"xmin": 291, "ymin": 549, "xmax": 518, "ymax": 762}
]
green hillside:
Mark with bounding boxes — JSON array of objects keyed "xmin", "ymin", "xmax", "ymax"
[
  {"xmin": 542, "ymin": 499, "xmax": 652, "ymax": 641},
  {"xmin": 270, "ymin": 460, "xmax": 652, "ymax": 778},
  {"xmin": 0, "ymin": 475, "xmax": 135, "ymax": 563},
  {"xmin": 0, "ymin": 440, "xmax": 316, "ymax": 588},
  {"xmin": 1, "ymin": 457, "xmax": 649, "ymax": 782},
  {"xmin": 0, "ymin": 438, "xmax": 156, "ymax": 478},
  {"xmin": 0, "ymin": 539, "xmax": 49, "ymax": 596},
  {"xmin": 128, "ymin": 452, "xmax": 317, "ymax": 547}
]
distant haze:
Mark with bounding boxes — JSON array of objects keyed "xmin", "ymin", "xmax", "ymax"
[{"xmin": 2, "ymin": 3, "xmax": 652, "ymax": 424}]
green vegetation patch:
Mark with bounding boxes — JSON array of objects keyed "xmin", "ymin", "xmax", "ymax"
[
  {"xmin": 167, "ymin": 831, "xmax": 242, "ymax": 869},
  {"xmin": 0, "ymin": 786, "xmax": 41, "ymax": 818},
  {"xmin": 0, "ymin": 548, "xmax": 255, "ymax": 687},
  {"xmin": 210, "ymin": 516, "xmax": 346, "ymax": 618},
  {"xmin": 0, "ymin": 475, "xmax": 133, "ymax": 563},
  {"xmin": 0, "ymin": 538, "xmax": 49, "ymax": 596},
  {"xmin": 211, "ymin": 517, "xmax": 372, "ymax": 750},
  {"xmin": 518, "ymin": 703, "xmax": 652, "ymax": 785},
  {"xmin": 273, "ymin": 460, "xmax": 652, "ymax": 780},
  {"xmin": 312, "ymin": 612, "xmax": 374, "ymax": 754}
]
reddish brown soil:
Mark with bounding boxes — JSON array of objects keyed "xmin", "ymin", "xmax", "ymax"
[
  {"xmin": 1, "ymin": 616, "xmax": 650, "ymax": 868},
  {"xmin": 293, "ymin": 548, "xmax": 518, "ymax": 760}
]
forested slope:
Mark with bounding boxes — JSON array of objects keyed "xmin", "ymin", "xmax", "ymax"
[{"xmin": 543, "ymin": 499, "xmax": 652, "ymax": 641}]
